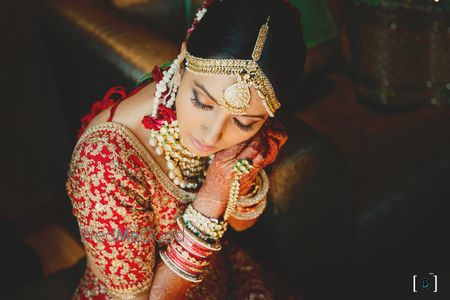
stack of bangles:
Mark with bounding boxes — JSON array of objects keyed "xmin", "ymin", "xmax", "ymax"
[
  {"xmin": 159, "ymin": 168, "xmax": 269, "ymax": 282},
  {"xmin": 233, "ymin": 169, "xmax": 269, "ymax": 220}
]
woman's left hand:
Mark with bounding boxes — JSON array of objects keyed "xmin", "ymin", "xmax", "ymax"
[
  {"xmin": 237, "ymin": 122, "xmax": 288, "ymax": 195},
  {"xmin": 227, "ymin": 122, "xmax": 288, "ymax": 231}
]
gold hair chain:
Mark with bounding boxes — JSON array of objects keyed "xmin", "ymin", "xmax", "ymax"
[{"xmin": 185, "ymin": 16, "xmax": 280, "ymax": 117}]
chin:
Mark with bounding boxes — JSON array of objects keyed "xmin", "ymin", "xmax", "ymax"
[
  {"xmin": 180, "ymin": 132, "xmax": 213, "ymax": 157},
  {"xmin": 187, "ymin": 144, "xmax": 214, "ymax": 157}
]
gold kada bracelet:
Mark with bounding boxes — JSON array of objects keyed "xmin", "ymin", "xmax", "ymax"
[
  {"xmin": 182, "ymin": 203, "xmax": 228, "ymax": 239},
  {"xmin": 223, "ymin": 159, "xmax": 255, "ymax": 221},
  {"xmin": 236, "ymin": 169, "xmax": 269, "ymax": 207},
  {"xmin": 230, "ymin": 197, "xmax": 267, "ymax": 220}
]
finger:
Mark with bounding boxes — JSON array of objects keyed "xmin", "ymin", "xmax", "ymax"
[
  {"xmin": 252, "ymin": 153, "xmax": 265, "ymax": 169},
  {"xmin": 238, "ymin": 132, "xmax": 269, "ymax": 165},
  {"xmin": 236, "ymin": 141, "xmax": 259, "ymax": 160},
  {"xmin": 267, "ymin": 128, "xmax": 288, "ymax": 144},
  {"xmin": 214, "ymin": 141, "xmax": 246, "ymax": 163},
  {"xmin": 260, "ymin": 137, "xmax": 284, "ymax": 168},
  {"xmin": 267, "ymin": 132, "xmax": 288, "ymax": 152}
]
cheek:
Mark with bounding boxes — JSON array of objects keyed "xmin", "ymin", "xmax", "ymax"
[
  {"xmin": 174, "ymin": 89, "xmax": 202, "ymax": 135},
  {"xmin": 234, "ymin": 121, "xmax": 266, "ymax": 146},
  {"xmin": 219, "ymin": 128, "xmax": 259, "ymax": 152}
]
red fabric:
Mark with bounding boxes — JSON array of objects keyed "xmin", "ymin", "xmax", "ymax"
[
  {"xmin": 77, "ymin": 86, "xmax": 126, "ymax": 140},
  {"xmin": 67, "ymin": 123, "xmax": 280, "ymax": 300},
  {"xmin": 67, "ymin": 123, "xmax": 194, "ymax": 299},
  {"xmin": 76, "ymin": 80, "xmax": 152, "ymax": 140},
  {"xmin": 151, "ymin": 65, "xmax": 164, "ymax": 82},
  {"xmin": 67, "ymin": 129, "xmax": 157, "ymax": 298},
  {"xmin": 69, "ymin": 65, "xmax": 280, "ymax": 299}
]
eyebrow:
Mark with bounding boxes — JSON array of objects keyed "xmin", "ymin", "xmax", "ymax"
[{"xmin": 193, "ymin": 80, "xmax": 266, "ymax": 120}]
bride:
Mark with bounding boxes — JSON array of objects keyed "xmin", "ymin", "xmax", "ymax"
[{"xmin": 66, "ymin": 0, "xmax": 306, "ymax": 299}]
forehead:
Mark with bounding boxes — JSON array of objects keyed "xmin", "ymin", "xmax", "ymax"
[{"xmin": 184, "ymin": 69, "xmax": 268, "ymax": 117}]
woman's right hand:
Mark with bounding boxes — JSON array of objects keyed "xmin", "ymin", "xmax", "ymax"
[{"xmin": 193, "ymin": 124, "xmax": 288, "ymax": 219}]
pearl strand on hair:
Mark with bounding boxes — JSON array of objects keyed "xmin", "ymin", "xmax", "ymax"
[{"xmin": 152, "ymin": 56, "xmax": 181, "ymax": 117}]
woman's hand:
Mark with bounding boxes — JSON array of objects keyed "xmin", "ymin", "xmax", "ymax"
[
  {"xmin": 193, "ymin": 122, "xmax": 288, "ymax": 219},
  {"xmin": 238, "ymin": 122, "xmax": 288, "ymax": 195}
]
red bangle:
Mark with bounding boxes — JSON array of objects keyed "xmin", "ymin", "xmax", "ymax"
[
  {"xmin": 171, "ymin": 238, "xmax": 205, "ymax": 261},
  {"xmin": 165, "ymin": 244, "xmax": 203, "ymax": 276},
  {"xmin": 167, "ymin": 242, "xmax": 204, "ymax": 274},
  {"xmin": 175, "ymin": 231, "xmax": 211, "ymax": 258},
  {"xmin": 183, "ymin": 231, "xmax": 215, "ymax": 255},
  {"xmin": 169, "ymin": 241, "xmax": 209, "ymax": 269},
  {"xmin": 176, "ymin": 216, "xmax": 222, "ymax": 252},
  {"xmin": 175, "ymin": 223, "xmax": 214, "ymax": 257}
]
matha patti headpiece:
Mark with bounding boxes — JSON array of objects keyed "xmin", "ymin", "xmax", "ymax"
[{"xmin": 185, "ymin": 15, "xmax": 280, "ymax": 117}]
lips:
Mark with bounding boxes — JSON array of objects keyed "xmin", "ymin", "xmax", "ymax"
[{"xmin": 189, "ymin": 134, "xmax": 216, "ymax": 152}]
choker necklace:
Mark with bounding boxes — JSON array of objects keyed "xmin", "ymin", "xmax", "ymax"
[{"xmin": 141, "ymin": 56, "xmax": 213, "ymax": 191}]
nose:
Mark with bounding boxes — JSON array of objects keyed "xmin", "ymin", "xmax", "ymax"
[{"xmin": 202, "ymin": 111, "xmax": 227, "ymax": 146}]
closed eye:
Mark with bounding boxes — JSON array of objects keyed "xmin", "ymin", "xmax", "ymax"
[
  {"xmin": 233, "ymin": 118, "xmax": 254, "ymax": 132},
  {"xmin": 190, "ymin": 88, "xmax": 257, "ymax": 132},
  {"xmin": 190, "ymin": 94, "xmax": 213, "ymax": 111}
]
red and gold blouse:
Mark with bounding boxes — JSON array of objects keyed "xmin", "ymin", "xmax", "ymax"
[{"xmin": 66, "ymin": 81, "xmax": 280, "ymax": 299}]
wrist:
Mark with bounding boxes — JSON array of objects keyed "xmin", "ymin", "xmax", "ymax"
[
  {"xmin": 239, "ymin": 169, "xmax": 259, "ymax": 196},
  {"xmin": 192, "ymin": 195, "xmax": 226, "ymax": 219}
]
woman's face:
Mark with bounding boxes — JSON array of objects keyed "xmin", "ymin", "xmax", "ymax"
[{"xmin": 175, "ymin": 65, "xmax": 269, "ymax": 157}]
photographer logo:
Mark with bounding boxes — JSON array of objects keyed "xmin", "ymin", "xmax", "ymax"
[{"xmin": 412, "ymin": 273, "xmax": 438, "ymax": 293}]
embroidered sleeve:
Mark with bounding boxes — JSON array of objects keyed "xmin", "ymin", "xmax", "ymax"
[{"xmin": 66, "ymin": 134, "xmax": 156, "ymax": 299}]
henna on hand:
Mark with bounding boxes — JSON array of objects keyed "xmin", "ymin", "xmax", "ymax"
[
  {"xmin": 194, "ymin": 122, "xmax": 288, "ymax": 220},
  {"xmin": 237, "ymin": 123, "xmax": 288, "ymax": 190}
]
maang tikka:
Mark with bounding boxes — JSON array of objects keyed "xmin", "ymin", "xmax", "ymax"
[
  {"xmin": 184, "ymin": 16, "xmax": 280, "ymax": 117},
  {"xmin": 142, "ymin": 10, "xmax": 280, "ymax": 190}
]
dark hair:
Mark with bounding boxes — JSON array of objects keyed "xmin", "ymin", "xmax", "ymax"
[{"xmin": 185, "ymin": 0, "xmax": 307, "ymax": 117}]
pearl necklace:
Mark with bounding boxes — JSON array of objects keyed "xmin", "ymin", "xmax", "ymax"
[
  {"xmin": 146, "ymin": 57, "xmax": 213, "ymax": 190},
  {"xmin": 148, "ymin": 119, "xmax": 211, "ymax": 189}
]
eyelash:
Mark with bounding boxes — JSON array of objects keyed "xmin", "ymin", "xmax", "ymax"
[
  {"xmin": 189, "ymin": 96, "xmax": 254, "ymax": 132},
  {"xmin": 233, "ymin": 118, "xmax": 254, "ymax": 132},
  {"xmin": 190, "ymin": 96, "xmax": 213, "ymax": 111}
]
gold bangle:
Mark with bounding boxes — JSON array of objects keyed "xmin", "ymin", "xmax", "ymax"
[
  {"xmin": 171, "ymin": 242, "xmax": 210, "ymax": 267},
  {"xmin": 166, "ymin": 243, "xmax": 204, "ymax": 274},
  {"xmin": 230, "ymin": 198, "xmax": 267, "ymax": 220},
  {"xmin": 236, "ymin": 169, "xmax": 269, "ymax": 207},
  {"xmin": 159, "ymin": 250, "xmax": 203, "ymax": 283},
  {"xmin": 182, "ymin": 204, "xmax": 227, "ymax": 239},
  {"xmin": 177, "ymin": 217, "xmax": 222, "ymax": 252},
  {"xmin": 223, "ymin": 159, "xmax": 254, "ymax": 221}
]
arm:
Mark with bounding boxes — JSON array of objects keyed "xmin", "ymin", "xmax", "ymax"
[
  {"xmin": 84, "ymin": 251, "xmax": 150, "ymax": 300},
  {"xmin": 147, "ymin": 180, "xmax": 231, "ymax": 299},
  {"xmin": 67, "ymin": 136, "xmax": 156, "ymax": 299},
  {"xmin": 147, "ymin": 252, "xmax": 194, "ymax": 300},
  {"xmin": 226, "ymin": 124, "xmax": 287, "ymax": 231},
  {"xmin": 69, "ymin": 135, "xmax": 251, "ymax": 300},
  {"xmin": 148, "ymin": 124, "xmax": 288, "ymax": 299},
  {"xmin": 145, "ymin": 173, "xmax": 260, "ymax": 299},
  {"xmin": 148, "ymin": 123, "xmax": 287, "ymax": 298}
]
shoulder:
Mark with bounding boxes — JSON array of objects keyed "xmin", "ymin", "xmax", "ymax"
[
  {"xmin": 67, "ymin": 124, "xmax": 153, "ymax": 211},
  {"xmin": 86, "ymin": 81, "xmax": 156, "ymax": 133},
  {"xmin": 70, "ymin": 123, "xmax": 126, "ymax": 169}
]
